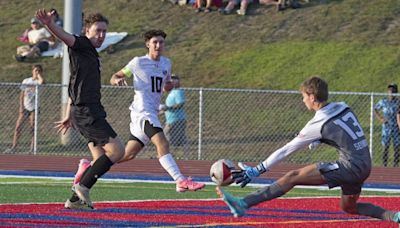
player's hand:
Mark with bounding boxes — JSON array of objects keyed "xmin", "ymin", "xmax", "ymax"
[
  {"xmin": 35, "ymin": 9, "xmax": 53, "ymax": 26},
  {"xmin": 115, "ymin": 78, "xmax": 128, "ymax": 86},
  {"xmin": 308, "ymin": 140, "xmax": 321, "ymax": 150},
  {"xmin": 54, "ymin": 117, "xmax": 73, "ymax": 135},
  {"xmin": 231, "ymin": 162, "xmax": 267, "ymax": 188},
  {"xmin": 159, "ymin": 104, "xmax": 167, "ymax": 111}
]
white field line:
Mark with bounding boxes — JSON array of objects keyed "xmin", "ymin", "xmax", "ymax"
[
  {"xmin": 1, "ymin": 195, "xmax": 400, "ymax": 206},
  {"xmin": 1, "ymin": 174, "xmax": 400, "ymax": 193}
]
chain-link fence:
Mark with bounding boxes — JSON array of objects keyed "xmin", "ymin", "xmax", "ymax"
[{"xmin": 0, "ymin": 82, "xmax": 397, "ymax": 167}]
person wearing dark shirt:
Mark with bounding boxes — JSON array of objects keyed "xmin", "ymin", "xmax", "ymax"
[{"xmin": 36, "ymin": 9, "xmax": 124, "ymax": 210}]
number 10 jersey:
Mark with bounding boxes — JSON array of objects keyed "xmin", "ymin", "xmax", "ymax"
[{"xmin": 123, "ymin": 54, "xmax": 172, "ymax": 116}]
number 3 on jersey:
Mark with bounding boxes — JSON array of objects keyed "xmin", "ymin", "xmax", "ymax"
[
  {"xmin": 151, "ymin": 76, "xmax": 163, "ymax": 93},
  {"xmin": 333, "ymin": 112, "xmax": 364, "ymax": 140}
]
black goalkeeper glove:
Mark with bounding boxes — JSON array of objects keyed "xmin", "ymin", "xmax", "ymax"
[{"xmin": 231, "ymin": 162, "xmax": 267, "ymax": 188}]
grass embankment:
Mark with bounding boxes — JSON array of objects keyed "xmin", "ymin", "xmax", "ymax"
[{"xmin": 0, "ymin": 0, "xmax": 399, "ymax": 91}]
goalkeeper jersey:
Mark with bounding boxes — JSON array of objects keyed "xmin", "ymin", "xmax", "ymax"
[{"xmin": 262, "ymin": 102, "xmax": 371, "ymax": 171}]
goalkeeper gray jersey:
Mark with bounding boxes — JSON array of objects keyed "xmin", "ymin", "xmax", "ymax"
[{"xmin": 262, "ymin": 102, "xmax": 371, "ymax": 170}]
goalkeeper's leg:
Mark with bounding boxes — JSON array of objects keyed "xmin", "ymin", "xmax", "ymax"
[{"xmin": 236, "ymin": 164, "xmax": 325, "ymax": 209}]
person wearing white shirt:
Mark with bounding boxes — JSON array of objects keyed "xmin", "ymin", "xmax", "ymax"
[
  {"xmin": 15, "ymin": 17, "xmax": 54, "ymax": 62},
  {"xmin": 5, "ymin": 65, "xmax": 44, "ymax": 153}
]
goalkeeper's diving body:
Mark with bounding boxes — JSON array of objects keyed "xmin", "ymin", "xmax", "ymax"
[{"xmin": 217, "ymin": 76, "xmax": 400, "ymax": 224}]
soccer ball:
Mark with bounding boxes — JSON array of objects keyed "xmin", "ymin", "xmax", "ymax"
[{"xmin": 210, "ymin": 159, "xmax": 235, "ymax": 186}]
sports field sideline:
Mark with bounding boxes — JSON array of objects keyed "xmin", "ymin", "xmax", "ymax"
[
  {"xmin": 1, "ymin": 169, "xmax": 400, "ymax": 227},
  {"xmin": 1, "ymin": 154, "xmax": 400, "ymax": 227}
]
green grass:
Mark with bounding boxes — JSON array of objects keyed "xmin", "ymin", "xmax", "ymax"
[
  {"xmin": 1, "ymin": 0, "xmax": 400, "ymax": 92},
  {"xmin": 1, "ymin": 177, "xmax": 398, "ymax": 204}
]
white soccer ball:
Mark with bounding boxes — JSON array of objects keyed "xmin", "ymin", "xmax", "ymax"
[{"xmin": 210, "ymin": 159, "xmax": 235, "ymax": 186}]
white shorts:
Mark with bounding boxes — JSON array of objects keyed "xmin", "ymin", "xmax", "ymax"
[{"xmin": 130, "ymin": 112, "xmax": 162, "ymax": 145}]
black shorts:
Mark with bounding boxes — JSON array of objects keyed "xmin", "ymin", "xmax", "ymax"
[
  {"xmin": 317, "ymin": 160, "xmax": 371, "ymax": 195},
  {"xmin": 31, "ymin": 41, "xmax": 49, "ymax": 53},
  {"xmin": 22, "ymin": 109, "xmax": 35, "ymax": 117},
  {"xmin": 70, "ymin": 104, "xmax": 117, "ymax": 146}
]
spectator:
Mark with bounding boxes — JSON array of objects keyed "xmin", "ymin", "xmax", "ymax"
[
  {"xmin": 161, "ymin": 75, "xmax": 189, "ymax": 158},
  {"xmin": 259, "ymin": 0, "xmax": 302, "ymax": 11},
  {"xmin": 220, "ymin": 0, "xmax": 254, "ymax": 16},
  {"xmin": 163, "ymin": 0, "xmax": 178, "ymax": 4},
  {"xmin": 50, "ymin": 8, "xmax": 63, "ymax": 27},
  {"xmin": 195, "ymin": 0, "xmax": 223, "ymax": 12},
  {"xmin": 374, "ymin": 83, "xmax": 400, "ymax": 167},
  {"xmin": 178, "ymin": 0, "xmax": 189, "ymax": 5},
  {"xmin": 14, "ymin": 17, "xmax": 55, "ymax": 62},
  {"xmin": 258, "ymin": 0, "xmax": 281, "ymax": 11},
  {"xmin": 4, "ymin": 65, "xmax": 45, "ymax": 154},
  {"xmin": 16, "ymin": 28, "xmax": 31, "ymax": 44}
]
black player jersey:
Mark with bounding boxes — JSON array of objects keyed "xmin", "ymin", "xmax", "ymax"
[{"xmin": 68, "ymin": 35, "xmax": 102, "ymax": 105}]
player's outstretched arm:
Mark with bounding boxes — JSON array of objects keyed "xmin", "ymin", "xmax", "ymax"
[
  {"xmin": 110, "ymin": 70, "xmax": 128, "ymax": 86},
  {"xmin": 35, "ymin": 9, "xmax": 75, "ymax": 47}
]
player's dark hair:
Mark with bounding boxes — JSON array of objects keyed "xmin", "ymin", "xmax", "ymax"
[
  {"xmin": 84, "ymin": 13, "xmax": 108, "ymax": 29},
  {"xmin": 143, "ymin": 30, "xmax": 167, "ymax": 42},
  {"xmin": 300, "ymin": 76, "xmax": 329, "ymax": 102}
]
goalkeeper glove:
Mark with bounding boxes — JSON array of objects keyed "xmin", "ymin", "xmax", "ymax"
[
  {"xmin": 232, "ymin": 162, "xmax": 267, "ymax": 188},
  {"xmin": 308, "ymin": 140, "xmax": 321, "ymax": 150}
]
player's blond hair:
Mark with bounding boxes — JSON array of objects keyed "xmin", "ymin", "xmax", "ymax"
[{"xmin": 300, "ymin": 76, "xmax": 329, "ymax": 102}]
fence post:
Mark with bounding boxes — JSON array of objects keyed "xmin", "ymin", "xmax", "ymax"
[
  {"xmin": 34, "ymin": 84, "xmax": 39, "ymax": 155},
  {"xmin": 369, "ymin": 93, "xmax": 374, "ymax": 159},
  {"xmin": 61, "ymin": 0, "xmax": 82, "ymax": 146},
  {"xmin": 198, "ymin": 88, "xmax": 203, "ymax": 160}
]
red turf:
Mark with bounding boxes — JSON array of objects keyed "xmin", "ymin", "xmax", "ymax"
[{"xmin": 0, "ymin": 197, "xmax": 399, "ymax": 227}]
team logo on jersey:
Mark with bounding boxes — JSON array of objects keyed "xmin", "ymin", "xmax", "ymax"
[{"xmin": 163, "ymin": 70, "xmax": 167, "ymax": 75}]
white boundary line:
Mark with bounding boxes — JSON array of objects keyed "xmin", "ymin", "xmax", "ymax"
[{"xmin": 1, "ymin": 174, "xmax": 400, "ymax": 193}]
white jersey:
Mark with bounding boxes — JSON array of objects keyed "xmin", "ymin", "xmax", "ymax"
[
  {"xmin": 123, "ymin": 55, "xmax": 172, "ymax": 116},
  {"xmin": 123, "ymin": 55, "xmax": 171, "ymax": 143},
  {"xmin": 21, "ymin": 77, "xmax": 41, "ymax": 111},
  {"xmin": 262, "ymin": 102, "xmax": 371, "ymax": 170}
]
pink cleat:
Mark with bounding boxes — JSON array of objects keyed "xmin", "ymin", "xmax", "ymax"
[
  {"xmin": 73, "ymin": 159, "xmax": 91, "ymax": 185},
  {"xmin": 176, "ymin": 177, "xmax": 205, "ymax": 192}
]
